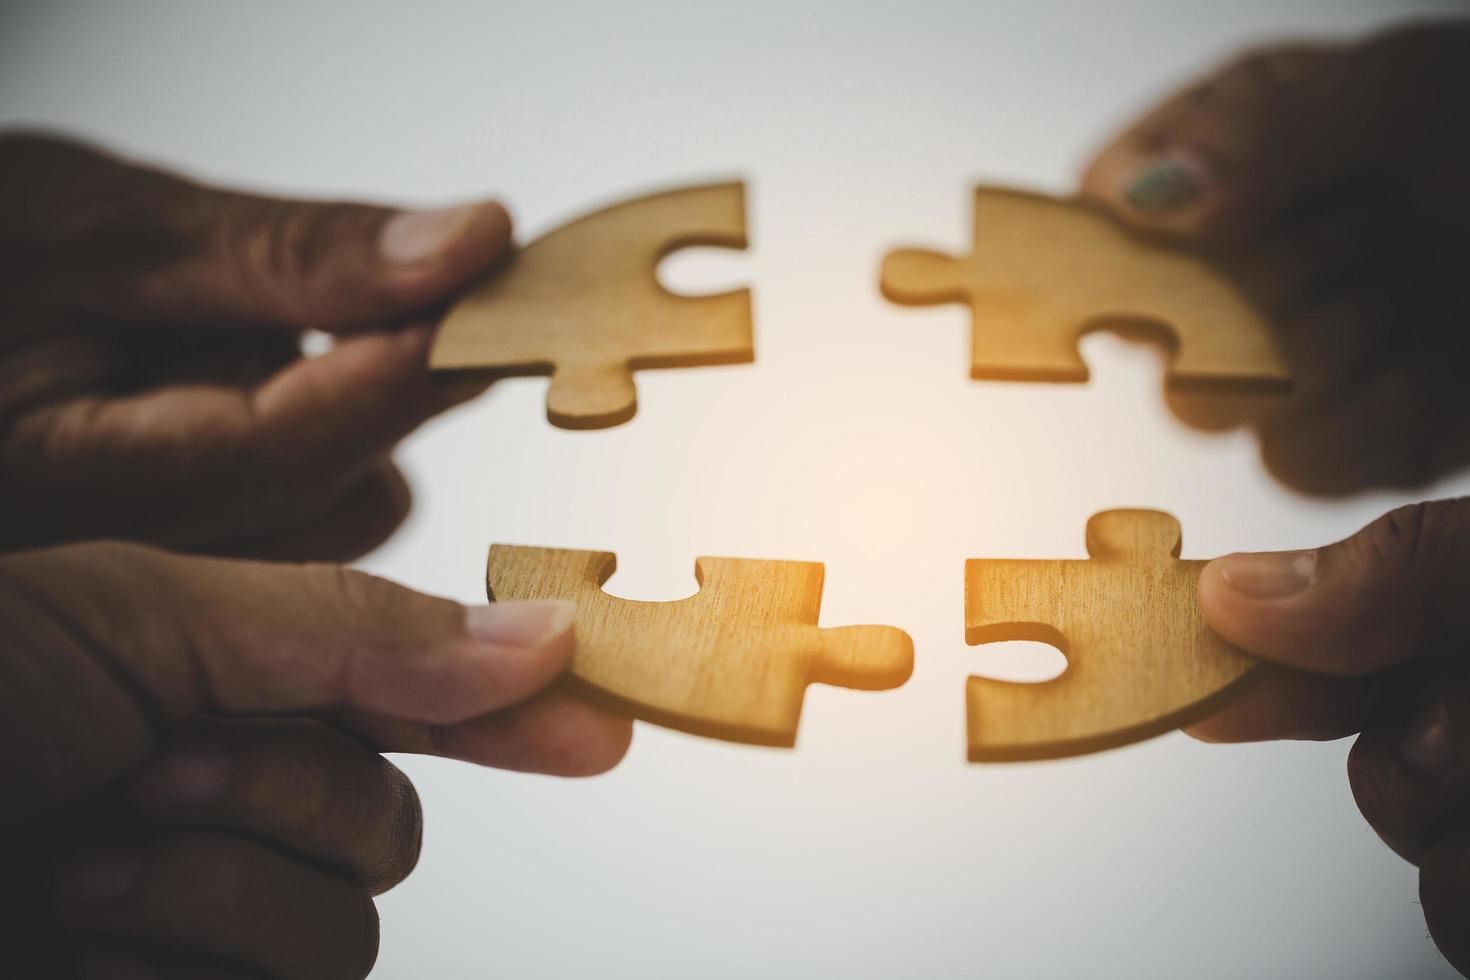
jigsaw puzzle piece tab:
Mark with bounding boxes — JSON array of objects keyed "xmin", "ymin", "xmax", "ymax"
[
  {"xmin": 881, "ymin": 187, "xmax": 1290, "ymax": 393},
  {"xmin": 431, "ymin": 182, "xmax": 753, "ymax": 429},
  {"xmin": 486, "ymin": 545, "xmax": 913, "ymax": 746},
  {"xmin": 964, "ymin": 509, "xmax": 1258, "ymax": 761}
]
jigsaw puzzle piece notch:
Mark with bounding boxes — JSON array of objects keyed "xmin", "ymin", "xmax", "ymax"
[
  {"xmin": 963, "ymin": 509, "xmax": 1258, "ymax": 762},
  {"xmin": 485, "ymin": 546, "xmax": 913, "ymax": 746},
  {"xmin": 880, "ymin": 187, "xmax": 1291, "ymax": 393},
  {"xmin": 431, "ymin": 181, "xmax": 754, "ymax": 430}
]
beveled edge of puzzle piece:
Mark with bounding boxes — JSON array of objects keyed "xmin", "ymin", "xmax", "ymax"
[
  {"xmin": 964, "ymin": 660, "xmax": 1264, "ymax": 763},
  {"xmin": 562, "ymin": 673, "xmax": 803, "ymax": 748}
]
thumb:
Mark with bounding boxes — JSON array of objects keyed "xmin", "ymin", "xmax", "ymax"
[
  {"xmin": 1078, "ymin": 41, "xmax": 1362, "ymax": 242},
  {"xmin": 1198, "ymin": 500, "xmax": 1470, "ymax": 676},
  {"xmin": 0, "ymin": 542, "xmax": 574, "ymax": 824},
  {"xmin": 1, "ymin": 132, "xmax": 512, "ymax": 331}
]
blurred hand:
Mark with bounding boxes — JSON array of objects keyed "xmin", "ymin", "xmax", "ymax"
[
  {"xmin": 0, "ymin": 133, "xmax": 512, "ymax": 560},
  {"xmin": 1193, "ymin": 499, "xmax": 1470, "ymax": 976},
  {"xmin": 0, "ymin": 542, "xmax": 632, "ymax": 978},
  {"xmin": 1081, "ymin": 21, "xmax": 1470, "ymax": 494}
]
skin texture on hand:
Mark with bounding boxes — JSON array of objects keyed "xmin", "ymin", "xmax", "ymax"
[
  {"xmin": 0, "ymin": 135, "xmax": 635, "ymax": 977},
  {"xmin": 0, "ymin": 133, "xmax": 513, "ymax": 561},
  {"xmin": 1193, "ymin": 499, "xmax": 1470, "ymax": 976},
  {"xmin": 1084, "ymin": 21, "xmax": 1470, "ymax": 976},
  {"xmin": 0, "ymin": 543, "xmax": 633, "ymax": 978},
  {"xmin": 1080, "ymin": 21, "xmax": 1470, "ymax": 495}
]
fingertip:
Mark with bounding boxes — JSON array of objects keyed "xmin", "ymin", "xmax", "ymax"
[
  {"xmin": 1197, "ymin": 550, "xmax": 1327, "ymax": 663},
  {"xmin": 1421, "ymin": 833, "xmax": 1470, "ymax": 977},
  {"xmin": 465, "ymin": 599, "xmax": 575, "ymax": 651},
  {"xmin": 446, "ymin": 198, "xmax": 513, "ymax": 268},
  {"xmin": 1079, "ymin": 138, "xmax": 1137, "ymax": 207},
  {"xmin": 418, "ymin": 691, "xmax": 633, "ymax": 776},
  {"xmin": 571, "ymin": 709, "xmax": 635, "ymax": 777},
  {"xmin": 434, "ymin": 633, "xmax": 574, "ymax": 725},
  {"xmin": 342, "ymin": 604, "xmax": 575, "ymax": 727},
  {"xmin": 1182, "ymin": 720, "xmax": 1234, "ymax": 744},
  {"xmin": 458, "ymin": 601, "xmax": 579, "ymax": 712},
  {"xmin": 1196, "ymin": 554, "xmax": 1241, "ymax": 631},
  {"xmin": 1081, "ymin": 143, "xmax": 1220, "ymax": 238},
  {"xmin": 379, "ymin": 199, "xmax": 514, "ymax": 302},
  {"xmin": 519, "ymin": 701, "xmax": 633, "ymax": 777}
]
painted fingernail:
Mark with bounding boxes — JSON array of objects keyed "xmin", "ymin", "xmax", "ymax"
[
  {"xmin": 54, "ymin": 847, "xmax": 144, "ymax": 904},
  {"xmin": 380, "ymin": 203, "xmax": 480, "ymax": 266},
  {"xmin": 138, "ymin": 753, "xmax": 232, "ymax": 807},
  {"xmin": 466, "ymin": 600, "xmax": 576, "ymax": 647},
  {"xmin": 1213, "ymin": 550, "xmax": 1318, "ymax": 599},
  {"xmin": 1124, "ymin": 154, "xmax": 1208, "ymax": 212},
  {"xmin": 1403, "ymin": 697, "xmax": 1457, "ymax": 776}
]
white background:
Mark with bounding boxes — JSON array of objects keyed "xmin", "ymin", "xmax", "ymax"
[{"xmin": 4, "ymin": 1, "xmax": 1469, "ymax": 977}]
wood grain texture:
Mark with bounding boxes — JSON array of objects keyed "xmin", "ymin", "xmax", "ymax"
[
  {"xmin": 486, "ymin": 545, "xmax": 914, "ymax": 746},
  {"xmin": 881, "ymin": 187, "xmax": 1290, "ymax": 393},
  {"xmin": 430, "ymin": 182, "xmax": 753, "ymax": 429},
  {"xmin": 965, "ymin": 510, "xmax": 1259, "ymax": 761}
]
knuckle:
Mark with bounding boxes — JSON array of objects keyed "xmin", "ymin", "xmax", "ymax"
[
  {"xmin": 239, "ymin": 201, "xmax": 385, "ymax": 290},
  {"xmin": 208, "ymin": 197, "xmax": 387, "ymax": 326},
  {"xmin": 316, "ymin": 564, "xmax": 408, "ymax": 620},
  {"xmin": 1331, "ymin": 502, "xmax": 1454, "ymax": 651},
  {"xmin": 317, "ymin": 562, "xmax": 454, "ymax": 635},
  {"xmin": 1349, "ymin": 502, "xmax": 1441, "ymax": 582}
]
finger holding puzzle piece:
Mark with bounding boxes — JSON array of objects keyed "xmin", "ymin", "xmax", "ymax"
[
  {"xmin": 966, "ymin": 509, "xmax": 1260, "ymax": 761},
  {"xmin": 431, "ymin": 182, "xmax": 753, "ymax": 429},
  {"xmin": 486, "ymin": 545, "xmax": 914, "ymax": 746}
]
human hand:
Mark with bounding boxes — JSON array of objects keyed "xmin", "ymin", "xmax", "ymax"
[
  {"xmin": 1080, "ymin": 21, "xmax": 1470, "ymax": 494},
  {"xmin": 0, "ymin": 542, "xmax": 631, "ymax": 978},
  {"xmin": 1193, "ymin": 499, "xmax": 1470, "ymax": 976},
  {"xmin": 0, "ymin": 133, "xmax": 512, "ymax": 560}
]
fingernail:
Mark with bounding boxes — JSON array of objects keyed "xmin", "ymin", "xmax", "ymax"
[
  {"xmin": 1403, "ymin": 698, "xmax": 1457, "ymax": 775},
  {"xmin": 1124, "ymin": 154, "xmax": 1209, "ymax": 212},
  {"xmin": 466, "ymin": 600, "xmax": 575, "ymax": 647},
  {"xmin": 1214, "ymin": 550, "xmax": 1318, "ymax": 599},
  {"xmin": 54, "ymin": 848, "xmax": 144, "ymax": 904},
  {"xmin": 137, "ymin": 753, "xmax": 232, "ymax": 807},
  {"xmin": 380, "ymin": 203, "xmax": 479, "ymax": 266}
]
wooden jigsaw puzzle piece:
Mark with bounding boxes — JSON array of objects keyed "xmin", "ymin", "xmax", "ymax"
[
  {"xmin": 430, "ymin": 182, "xmax": 753, "ymax": 429},
  {"xmin": 964, "ymin": 510, "xmax": 1258, "ymax": 761},
  {"xmin": 486, "ymin": 545, "xmax": 913, "ymax": 746},
  {"xmin": 880, "ymin": 187, "xmax": 1290, "ymax": 392}
]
